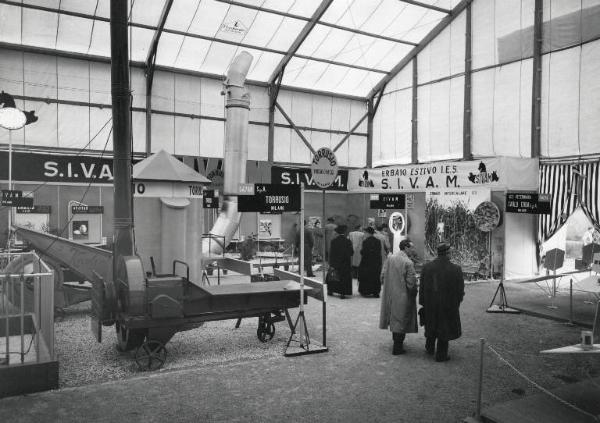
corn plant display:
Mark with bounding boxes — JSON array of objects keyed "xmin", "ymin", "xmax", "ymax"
[{"xmin": 425, "ymin": 198, "xmax": 490, "ymax": 272}]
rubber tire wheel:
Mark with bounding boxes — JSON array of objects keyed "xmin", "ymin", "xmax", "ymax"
[
  {"xmin": 135, "ymin": 340, "xmax": 167, "ymax": 371},
  {"xmin": 116, "ymin": 321, "xmax": 146, "ymax": 352},
  {"xmin": 257, "ymin": 322, "xmax": 275, "ymax": 343}
]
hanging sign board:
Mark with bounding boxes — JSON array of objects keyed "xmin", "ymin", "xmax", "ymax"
[
  {"xmin": 237, "ymin": 183, "xmax": 255, "ymax": 195},
  {"xmin": 505, "ymin": 192, "xmax": 551, "ymax": 214},
  {"xmin": 71, "ymin": 205, "xmax": 104, "ymax": 214},
  {"xmin": 369, "ymin": 194, "xmax": 406, "ymax": 209},
  {"xmin": 310, "ymin": 147, "xmax": 338, "ymax": 189},
  {"xmin": 202, "ymin": 189, "xmax": 219, "ymax": 209},
  {"xmin": 16, "ymin": 205, "xmax": 51, "ymax": 214},
  {"xmin": 1, "ymin": 190, "xmax": 33, "ymax": 207},
  {"xmin": 238, "ymin": 184, "xmax": 301, "ymax": 213}
]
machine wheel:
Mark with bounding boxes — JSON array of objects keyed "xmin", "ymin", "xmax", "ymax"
[
  {"xmin": 257, "ymin": 317, "xmax": 275, "ymax": 342},
  {"xmin": 135, "ymin": 340, "xmax": 167, "ymax": 371},
  {"xmin": 116, "ymin": 321, "xmax": 146, "ymax": 352}
]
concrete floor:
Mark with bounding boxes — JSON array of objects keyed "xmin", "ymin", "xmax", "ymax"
[{"xmin": 0, "ymin": 274, "xmax": 598, "ymax": 423}]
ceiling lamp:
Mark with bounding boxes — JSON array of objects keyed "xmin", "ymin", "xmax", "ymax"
[{"xmin": 0, "ymin": 91, "xmax": 38, "ymax": 130}]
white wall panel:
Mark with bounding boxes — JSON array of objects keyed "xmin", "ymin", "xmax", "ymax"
[
  {"xmin": 384, "ymin": 61, "xmax": 412, "ymax": 94},
  {"xmin": 348, "ymin": 135, "xmax": 366, "ymax": 168},
  {"xmin": 57, "ymin": 58, "xmax": 89, "ymax": 102},
  {"xmin": 330, "ymin": 97, "xmax": 351, "ymax": 131},
  {"xmin": 471, "ymin": 68, "xmax": 494, "ymax": 156},
  {"xmin": 199, "ymin": 119, "xmax": 224, "ymax": 158},
  {"xmin": 579, "ymin": 39, "xmax": 600, "ymax": 155},
  {"xmin": 541, "ymin": 48, "xmax": 580, "ymax": 157},
  {"xmin": 89, "ymin": 62, "xmax": 111, "ymax": 105},
  {"xmin": 350, "ymin": 100, "xmax": 367, "ymax": 133},
  {"xmin": 290, "ymin": 92, "xmax": 313, "ymax": 128},
  {"xmin": 89, "ymin": 108, "xmax": 112, "ymax": 151},
  {"xmin": 132, "ymin": 111, "xmax": 147, "ymax": 154},
  {"xmin": 0, "ymin": 4, "xmax": 21, "ymax": 45},
  {"xmin": 174, "ymin": 74, "xmax": 201, "ymax": 115},
  {"xmin": 335, "ymin": 134, "xmax": 349, "ymax": 167},
  {"xmin": 472, "ymin": 0, "xmax": 495, "ymax": 69},
  {"xmin": 151, "ymin": 114, "xmax": 175, "ymax": 153},
  {"xmin": 448, "ymin": 76, "xmax": 464, "ymax": 159},
  {"xmin": 290, "ymin": 130, "xmax": 311, "ymax": 164},
  {"xmin": 248, "ymin": 86, "xmax": 269, "ymax": 123},
  {"xmin": 24, "ymin": 53, "xmax": 56, "ymax": 99},
  {"xmin": 23, "ymin": 101, "xmax": 57, "ymax": 147},
  {"xmin": 273, "ymin": 127, "xmax": 291, "ymax": 162},
  {"xmin": 200, "ymin": 78, "xmax": 225, "ymax": 118},
  {"xmin": 310, "ymin": 130, "xmax": 331, "ymax": 151},
  {"xmin": 0, "ymin": 49, "xmax": 24, "ymax": 96},
  {"xmin": 375, "ymin": 93, "xmax": 396, "ymax": 164},
  {"xmin": 248, "ymin": 124, "xmax": 268, "ymax": 161},
  {"xmin": 58, "ymin": 104, "xmax": 89, "ymax": 150},
  {"xmin": 311, "ymin": 96, "xmax": 333, "ymax": 130},
  {"xmin": 519, "ymin": 59, "xmax": 533, "ymax": 157},
  {"xmin": 130, "ymin": 68, "xmax": 147, "ymax": 109},
  {"xmin": 152, "ymin": 72, "xmax": 175, "ymax": 112},
  {"xmin": 174, "ymin": 116, "xmax": 200, "ymax": 157}
]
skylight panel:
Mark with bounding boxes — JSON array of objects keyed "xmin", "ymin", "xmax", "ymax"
[
  {"xmin": 88, "ymin": 20, "xmax": 110, "ymax": 56},
  {"xmin": 56, "ymin": 15, "xmax": 94, "ymax": 54},
  {"xmin": 22, "ymin": 8, "xmax": 59, "ymax": 49}
]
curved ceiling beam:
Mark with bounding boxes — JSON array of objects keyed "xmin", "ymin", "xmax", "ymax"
[
  {"xmin": 398, "ymin": 0, "xmax": 451, "ymax": 14},
  {"xmin": 268, "ymin": 0, "xmax": 334, "ymax": 86}
]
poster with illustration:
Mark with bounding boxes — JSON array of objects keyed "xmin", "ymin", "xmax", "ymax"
[
  {"xmin": 259, "ymin": 219, "xmax": 273, "ymax": 238},
  {"xmin": 424, "ymin": 189, "xmax": 491, "ymax": 268},
  {"xmin": 72, "ymin": 221, "xmax": 89, "ymax": 240}
]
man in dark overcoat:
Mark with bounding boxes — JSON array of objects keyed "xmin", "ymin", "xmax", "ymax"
[
  {"xmin": 328, "ymin": 225, "xmax": 353, "ymax": 299},
  {"xmin": 419, "ymin": 242, "xmax": 464, "ymax": 362},
  {"xmin": 358, "ymin": 226, "xmax": 382, "ymax": 297}
]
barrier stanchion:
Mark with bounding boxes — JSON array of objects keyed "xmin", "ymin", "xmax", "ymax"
[{"xmin": 476, "ymin": 338, "xmax": 485, "ymax": 419}]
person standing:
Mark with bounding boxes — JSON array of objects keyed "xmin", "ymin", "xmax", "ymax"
[
  {"xmin": 348, "ymin": 225, "xmax": 364, "ymax": 278},
  {"xmin": 374, "ymin": 224, "xmax": 391, "ymax": 265},
  {"xmin": 419, "ymin": 242, "xmax": 464, "ymax": 362},
  {"xmin": 358, "ymin": 226, "xmax": 382, "ymax": 297},
  {"xmin": 328, "ymin": 225, "xmax": 353, "ymax": 299},
  {"xmin": 379, "ymin": 239, "xmax": 418, "ymax": 355},
  {"xmin": 295, "ymin": 220, "xmax": 315, "ymax": 277},
  {"xmin": 324, "ymin": 217, "xmax": 337, "ymax": 262}
]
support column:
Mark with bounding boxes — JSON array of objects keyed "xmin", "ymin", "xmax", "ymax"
[
  {"xmin": 463, "ymin": 2, "xmax": 472, "ymax": 160},
  {"xmin": 531, "ymin": 0, "xmax": 543, "ymax": 158},
  {"xmin": 411, "ymin": 58, "xmax": 418, "ymax": 164},
  {"xmin": 366, "ymin": 99, "xmax": 374, "ymax": 168},
  {"xmin": 110, "ymin": 0, "xmax": 135, "ymax": 265}
]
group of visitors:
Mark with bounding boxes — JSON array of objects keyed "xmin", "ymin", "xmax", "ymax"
[
  {"xmin": 294, "ymin": 218, "xmax": 465, "ymax": 362},
  {"xmin": 379, "ymin": 240, "xmax": 464, "ymax": 362}
]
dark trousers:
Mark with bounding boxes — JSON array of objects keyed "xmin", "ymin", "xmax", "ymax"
[
  {"xmin": 426, "ymin": 337, "xmax": 449, "ymax": 360},
  {"xmin": 393, "ymin": 332, "xmax": 405, "ymax": 354},
  {"xmin": 304, "ymin": 252, "xmax": 314, "ymax": 276}
]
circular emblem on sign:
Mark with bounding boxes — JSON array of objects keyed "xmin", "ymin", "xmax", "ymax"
[
  {"xmin": 389, "ymin": 211, "xmax": 405, "ymax": 235},
  {"xmin": 311, "ymin": 147, "xmax": 338, "ymax": 189},
  {"xmin": 473, "ymin": 201, "xmax": 501, "ymax": 232}
]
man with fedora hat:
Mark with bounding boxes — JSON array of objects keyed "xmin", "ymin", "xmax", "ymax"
[{"xmin": 419, "ymin": 242, "xmax": 464, "ymax": 362}]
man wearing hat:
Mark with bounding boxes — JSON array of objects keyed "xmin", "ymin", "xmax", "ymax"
[
  {"xmin": 328, "ymin": 225, "xmax": 353, "ymax": 299},
  {"xmin": 419, "ymin": 242, "xmax": 464, "ymax": 362}
]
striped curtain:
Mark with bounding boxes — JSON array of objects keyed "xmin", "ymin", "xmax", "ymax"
[{"xmin": 538, "ymin": 161, "xmax": 600, "ymax": 244}]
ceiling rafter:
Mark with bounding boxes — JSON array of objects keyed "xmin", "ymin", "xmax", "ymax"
[
  {"xmin": 268, "ymin": 0, "xmax": 334, "ymax": 85},
  {"xmin": 145, "ymin": 0, "xmax": 174, "ymax": 71},
  {"xmin": 2, "ymin": 0, "xmax": 387, "ymax": 76},
  {"xmin": 368, "ymin": 0, "xmax": 471, "ymax": 99},
  {"xmin": 398, "ymin": 0, "xmax": 451, "ymax": 14},
  {"xmin": 214, "ymin": 0, "xmax": 418, "ymax": 46}
]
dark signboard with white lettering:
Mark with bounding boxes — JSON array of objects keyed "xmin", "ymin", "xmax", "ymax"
[
  {"xmin": 271, "ymin": 165, "xmax": 348, "ymax": 191},
  {"xmin": 369, "ymin": 194, "xmax": 406, "ymax": 209},
  {"xmin": 1, "ymin": 190, "xmax": 33, "ymax": 207},
  {"xmin": 71, "ymin": 205, "xmax": 104, "ymax": 214},
  {"xmin": 237, "ymin": 184, "xmax": 301, "ymax": 213},
  {"xmin": 505, "ymin": 192, "xmax": 551, "ymax": 214},
  {"xmin": 16, "ymin": 205, "xmax": 51, "ymax": 214}
]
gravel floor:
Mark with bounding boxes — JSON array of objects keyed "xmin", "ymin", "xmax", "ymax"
[{"xmin": 47, "ymin": 277, "xmax": 600, "ymax": 422}]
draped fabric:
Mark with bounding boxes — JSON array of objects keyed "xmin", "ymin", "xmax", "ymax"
[{"xmin": 538, "ymin": 161, "xmax": 600, "ymax": 244}]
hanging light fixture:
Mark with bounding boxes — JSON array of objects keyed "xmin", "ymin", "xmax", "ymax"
[{"xmin": 0, "ymin": 91, "xmax": 38, "ymax": 130}]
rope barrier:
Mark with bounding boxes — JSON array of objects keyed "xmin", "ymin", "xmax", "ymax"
[{"xmin": 486, "ymin": 343, "xmax": 600, "ymax": 422}]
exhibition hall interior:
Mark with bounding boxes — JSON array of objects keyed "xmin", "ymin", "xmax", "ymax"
[{"xmin": 0, "ymin": 0, "xmax": 599, "ymax": 422}]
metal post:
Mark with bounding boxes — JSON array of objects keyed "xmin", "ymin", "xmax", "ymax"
[
  {"xmin": 20, "ymin": 274, "xmax": 24, "ymax": 363},
  {"xmin": 569, "ymin": 279, "xmax": 573, "ymax": 324},
  {"xmin": 8, "ymin": 131, "xmax": 12, "ymax": 253},
  {"xmin": 476, "ymin": 338, "xmax": 485, "ymax": 419},
  {"xmin": 322, "ymin": 189, "xmax": 327, "ymax": 347},
  {"xmin": 299, "ymin": 184, "xmax": 305, "ymax": 345},
  {"xmin": 2, "ymin": 278, "xmax": 8, "ymax": 365}
]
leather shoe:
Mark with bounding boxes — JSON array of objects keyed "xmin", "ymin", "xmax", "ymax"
[
  {"xmin": 340, "ymin": 295, "xmax": 347, "ymax": 299},
  {"xmin": 426, "ymin": 348, "xmax": 435, "ymax": 355},
  {"xmin": 435, "ymin": 356, "xmax": 450, "ymax": 362},
  {"xmin": 393, "ymin": 346, "xmax": 406, "ymax": 355}
]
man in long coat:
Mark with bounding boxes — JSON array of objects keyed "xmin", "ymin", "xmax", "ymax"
[
  {"xmin": 358, "ymin": 226, "xmax": 382, "ymax": 297},
  {"xmin": 295, "ymin": 220, "xmax": 315, "ymax": 277},
  {"xmin": 379, "ymin": 239, "xmax": 418, "ymax": 355},
  {"xmin": 419, "ymin": 242, "xmax": 464, "ymax": 362},
  {"xmin": 328, "ymin": 225, "xmax": 353, "ymax": 299}
]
